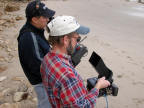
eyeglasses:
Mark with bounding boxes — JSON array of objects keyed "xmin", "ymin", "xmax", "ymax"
[{"xmin": 72, "ymin": 36, "xmax": 81, "ymax": 42}]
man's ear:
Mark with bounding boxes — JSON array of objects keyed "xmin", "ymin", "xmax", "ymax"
[
  {"xmin": 63, "ymin": 35, "xmax": 70, "ymax": 46},
  {"xmin": 31, "ymin": 17, "xmax": 38, "ymax": 24}
]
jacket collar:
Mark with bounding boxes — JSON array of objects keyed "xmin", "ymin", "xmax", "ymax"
[{"xmin": 26, "ymin": 21, "xmax": 44, "ymax": 35}]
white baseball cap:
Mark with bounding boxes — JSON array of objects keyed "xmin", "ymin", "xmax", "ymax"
[{"xmin": 47, "ymin": 15, "xmax": 90, "ymax": 36}]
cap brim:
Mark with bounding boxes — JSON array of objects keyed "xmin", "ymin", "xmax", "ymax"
[
  {"xmin": 75, "ymin": 26, "xmax": 90, "ymax": 35},
  {"xmin": 43, "ymin": 8, "xmax": 55, "ymax": 18}
]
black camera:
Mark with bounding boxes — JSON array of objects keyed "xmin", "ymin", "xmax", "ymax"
[
  {"xmin": 71, "ymin": 44, "xmax": 88, "ymax": 67},
  {"xmin": 87, "ymin": 51, "xmax": 118, "ymax": 97},
  {"xmin": 71, "ymin": 42, "xmax": 118, "ymax": 97}
]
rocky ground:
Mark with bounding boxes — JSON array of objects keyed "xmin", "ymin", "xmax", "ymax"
[
  {"xmin": 0, "ymin": 0, "xmax": 144, "ymax": 108},
  {"xmin": 0, "ymin": 1, "xmax": 37, "ymax": 108}
]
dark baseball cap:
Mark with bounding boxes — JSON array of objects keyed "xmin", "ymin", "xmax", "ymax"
[{"xmin": 26, "ymin": 1, "xmax": 55, "ymax": 20}]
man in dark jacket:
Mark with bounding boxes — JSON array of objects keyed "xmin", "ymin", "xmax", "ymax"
[{"xmin": 17, "ymin": 1, "xmax": 55, "ymax": 108}]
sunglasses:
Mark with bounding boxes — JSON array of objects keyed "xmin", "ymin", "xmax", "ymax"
[
  {"xmin": 72, "ymin": 36, "xmax": 81, "ymax": 42},
  {"xmin": 77, "ymin": 37, "xmax": 81, "ymax": 42}
]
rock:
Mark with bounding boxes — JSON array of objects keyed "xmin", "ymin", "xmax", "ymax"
[
  {"xmin": 27, "ymin": 95, "xmax": 33, "ymax": 100},
  {"xmin": 0, "ymin": 85, "xmax": 4, "ymax": 91},
  {"xmin": 4, "ymin": 3, "xmax": 20, "ymax": 12},
  {"xmin": 12, "ymin": 76, "xmax": 25, "ymax": 82},
  {"xmin": 0, "ymin": 92, "xmax": 3, "ymax": 98},
  {"xmin": 24, "ymin": 81, "xmax": 31, "ymax": 88},
  {"xmin": 32, "ymin": 97, "xmax": 37, "ymax": 103},
  {"xmin": 3, "ymin": 57, "xmax": 9, "ymax": 62},
  {"xmin": 4, "ymin": 40, "xmax": 9, "ymax": 45},
  {"xmin": 0, "ymin": 26, "xmax": 3, "ymax": 31},
  {"xmin": 1, "ymin": 18, "xmax": 15, "ymax": 27},
  {"xmin": 0, "ymin": 20, "xmax": 6, "ymax": 25},
  {"xmin": 16, "ymin": 82, "xmax": 28, "ymax": 92},
  {"xmin": 0, "ymin": 38, "xmax": 4, "ymax": 43},
  {"xmin": 15, "ymin": 16, "xmax": 23, "ymax": 21},
  {"xmin": 0, "ymin": 103, "xmax": 11, "ymax": 108},
  {"xmin": 0, "ymin": 76, "xmax": 7, "ymax": 82},
  {"xmin": 14, "ymin": 47, "xmax": 18, "ymax": 51},
  {"xmin": 6, "ymin": 47, "xmax": 12, "ymax": 52},
  {"xmin": 13, "ymin": 92, "xmax": 28, "ymax": 102},
  {"xmin": 0, "ymin": 65, "xmax": 7, "ymax": 73},
  {"xmin": 27, "ymin": 87, "xmax": 33, "ymax": 94},
  {"xmin": 13, "ymin": 92, "xmax": 23, "ymax": 102},
  {"xmin": 0, "ymin": 11, "xmax": 3, "ymax": 17},
  {"xmin": 2, "ymin": 88, "xmax": 12, "ymax": 96},
  {"xmin": 27, "ymin": 87, "xmax": 35, "ymax": 98},
  {"xmin": 0, "ymin": 101, "xmax": 3, "ymax": 104},
  {"xmin": 6, "ymin": 18, "xmax": 15, "ymax": 23},
  {"xmin": 20, "ymin": 100, "xmax": 36, "ymax": 108},
  {"xmin": 0, "ymin": 88, "xmax": 14, "ymax": 103},
  {"xmin": 0, "ymin": 102, "xmax": 20, "ymax": 108}
]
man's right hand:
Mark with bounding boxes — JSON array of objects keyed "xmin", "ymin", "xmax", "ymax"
[{"xmin": 95, "ymin": 77, "xmax": 110, "ymax": 90}]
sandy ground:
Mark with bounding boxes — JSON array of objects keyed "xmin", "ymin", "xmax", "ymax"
[{"xmin": 0, "ymin": 0, "xmax": 144, "ymax": 108}]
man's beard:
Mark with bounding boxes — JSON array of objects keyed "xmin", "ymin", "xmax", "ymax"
[{"xmin": 66, "ymin": 39, "xmax": 74, "ymax": 56}]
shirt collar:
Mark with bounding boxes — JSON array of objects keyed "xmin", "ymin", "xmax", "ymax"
[{"xmin": 50, "ymin": 50, "xmax": 72, "ymax": 66}]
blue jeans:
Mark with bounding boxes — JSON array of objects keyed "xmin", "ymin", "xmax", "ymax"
[{"xmin": 34, "ymin": 83, "xmax": 52, "ymax": 108}]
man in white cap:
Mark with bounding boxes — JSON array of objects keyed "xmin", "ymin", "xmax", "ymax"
[{"xmin": 40, "ymin": 15, "xmax": 110, "ymax": 107}]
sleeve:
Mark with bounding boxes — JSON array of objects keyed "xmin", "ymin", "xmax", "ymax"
[
  {"xmin": 58, "ymin": 69, "xmax": 99, "ymax": 108},
  {"xmin": 18, "ymin": 32, "xmax": 42, "ymax": 75}
]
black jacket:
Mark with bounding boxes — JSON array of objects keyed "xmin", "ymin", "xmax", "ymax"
[{"xmin": 17, "ymin": 21, "xmax": 50, "ymax": 85}]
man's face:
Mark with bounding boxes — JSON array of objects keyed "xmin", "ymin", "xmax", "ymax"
[
  {"xmin": 33, "ymin": 16, "xmax": 49, "ymax": 29},
  {"xmin": 66, "ymin": 33, "xmax": 80, "ymax": 55}
]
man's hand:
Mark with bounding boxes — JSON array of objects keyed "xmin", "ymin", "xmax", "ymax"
[{"xmin": 95, "ymin": 77, "xmax": 110, "ymax": 90}]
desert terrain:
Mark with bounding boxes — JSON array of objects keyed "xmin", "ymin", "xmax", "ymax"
[{"xmin": 0, "ymin": 0, "xmax": 144, "ymax": 108}]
